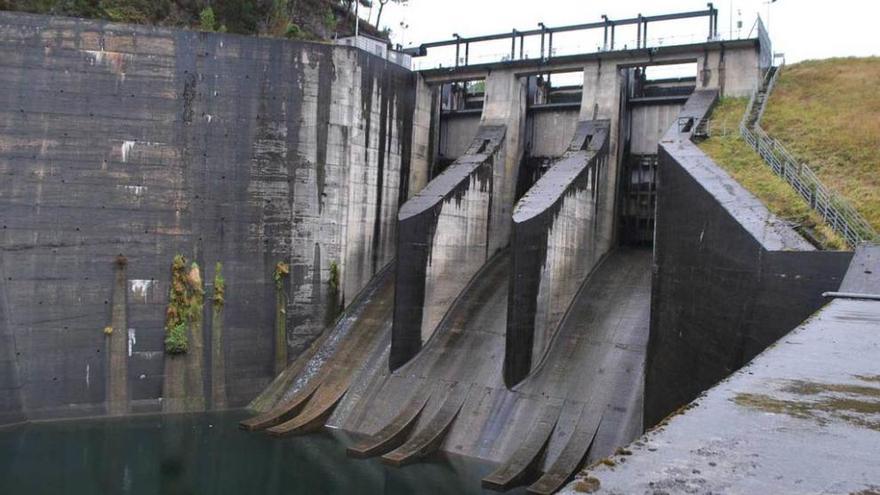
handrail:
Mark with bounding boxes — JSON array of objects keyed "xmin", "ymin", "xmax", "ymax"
[
  {"xmin": 403, "ymin": 5, "xmax": 720, "ymax": 67},
  {"xmin": 739, "ymin": 64, "xmax": 877, "ymax": 247}
]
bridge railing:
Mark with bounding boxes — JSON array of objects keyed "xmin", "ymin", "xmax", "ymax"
[
  {"xmin": 405, "ymin": 6, "xmax": 722, "ymax": 70},
  {"xmin": 739, "ymin": 65, "xmax": 877, "ymax": 247}
]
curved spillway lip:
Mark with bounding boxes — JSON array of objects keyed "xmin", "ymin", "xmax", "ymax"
[
  {"xmin": 246, "ymin": 260, "xmax": 397, "ymax": 412},
  {"xmin": 398, "ymin": 125, "xmax": 506, "ymax": 221},
  {"xmin": 511, "ymin": 121, "xmax": 609, "ymax": 224}
]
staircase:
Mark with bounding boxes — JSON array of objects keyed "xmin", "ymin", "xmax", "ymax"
[{"xmin": 745, "ymin": 65, "xmax": 778, "ymax": 128}]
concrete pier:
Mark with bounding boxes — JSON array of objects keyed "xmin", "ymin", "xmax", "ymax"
[
  {"xmin": 391, "ymin": 70, "xmax": 526, "ymax": 370},
  {"xmin": 505, "ymin": 120, "xmax": 611, "ymax": 386}
]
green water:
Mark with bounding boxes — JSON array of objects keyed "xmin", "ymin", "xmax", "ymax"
[{"xmin": 0, "ymin": 411, "xmax": 521, "ymax": 495}]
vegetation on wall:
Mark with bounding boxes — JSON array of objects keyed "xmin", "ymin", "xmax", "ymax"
[
  {"xmin": 164, "ymin": 255, "xmax": 205, "ymax": 354},
  {"xmin": 700, "ymin": 98, "xmax": 844, "ymax": 250},
  {"xmin": 274, "ymin": 261, "xmax": 289, "ymax": 290},
  {"xmin": 274, "ymin": 260, "xmax": 290, "ymax": 374},
  {"xmin": 212, "ymin": 262, "xmax": 225, "ymax": 307},
  {"xmin": 1, "ymin": 0, "xmax": 391, "ymax": 40},
  {"xmin": 325, "ymin": 260, "xmax": 342, "ymax": 325}
]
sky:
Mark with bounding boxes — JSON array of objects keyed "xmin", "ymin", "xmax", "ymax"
[{"xmin": 361, "ymin": 0, "xmax": 879, "ymax": 69}]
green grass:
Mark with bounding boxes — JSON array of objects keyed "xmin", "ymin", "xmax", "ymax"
[
  {"xmin": 762, "ymin": 57, "xmax": 880, "ymax": 232},
  {"xmin": 699, "ymin": 98, "xmax": 844, "ymax": 249}
]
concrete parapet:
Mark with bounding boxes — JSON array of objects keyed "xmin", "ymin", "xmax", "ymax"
[
  {"xmin": 645, "ymin": 89, "xmax": 853, "ymax": 427},
  {"xmin": 505, "ymin": 120, "xmax": 611, "ymax": 386}
]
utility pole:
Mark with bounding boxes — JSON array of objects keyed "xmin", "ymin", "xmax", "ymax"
[
  {"xmin": 729, "ymin": 0, "xmax": 733, "ymax": 39},
  {"xmin": 355, "ymin": 0, "xmax": 360, "ymax": 41},
  {"xmin": 764, "ymin": 0, "xmax": 777, "ymax": 31}
]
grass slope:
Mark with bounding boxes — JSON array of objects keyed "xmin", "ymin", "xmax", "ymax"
[
  {"xmin": 762, "ymin": 57, "xmax": 880, "ymax": 231},
  {"xmin": 699, "ymin": 98, "xmax": 844, "ymax": 249}
]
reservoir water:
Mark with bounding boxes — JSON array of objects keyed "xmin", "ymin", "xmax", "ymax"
[{"xmin": 0, "ymin": 411, "xmax": 522, "ymax": 495}]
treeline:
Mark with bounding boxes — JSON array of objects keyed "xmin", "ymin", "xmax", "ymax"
[{"xmin": 0, "ymin": 0, "xmax": 389, "ymax": 40}]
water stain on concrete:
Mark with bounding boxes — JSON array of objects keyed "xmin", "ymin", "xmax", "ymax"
[{"xmin": 733, "ymin": 377, "xmax": 880, "ymax": 431}]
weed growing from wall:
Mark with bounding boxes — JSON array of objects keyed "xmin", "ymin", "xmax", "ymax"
[
  {"xmin": 325, "ymin": 261, "xmax": 342, "ymax": 325},
  {"xmin": 274, "ymin": 261, "xmax": 290, "ymax": 374},
  {"xmin": 213, "ymin": 262, "xmax": 225, "ymax": 308},
  {"xmin": 164, "ymin": 255, "xmax": 205, "ymax": 354},
  {"xmin": 274, "ymin": 262, "xmax": 290, "ymax": 290}
]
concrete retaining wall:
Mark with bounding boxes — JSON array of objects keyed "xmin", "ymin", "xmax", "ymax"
[
  {"xmin": 505, "ymin": 120, "xmax": 611, "ymax": 386},
  {"xmin": 645, "ymin": 89, "xmax": 852, "ymax": 427},
  {"xmin": 0, "ymin": 12, "xmax": 416, "ymax": 422}
]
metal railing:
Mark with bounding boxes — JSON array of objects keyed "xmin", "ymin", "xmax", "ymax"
[
  {"xmin": 739, "ymin": 65, "xmax": 877, "ymax": 247},
  {"xmin": 404, "ymin": 5, "xmax": 720, "ymax": 69}
]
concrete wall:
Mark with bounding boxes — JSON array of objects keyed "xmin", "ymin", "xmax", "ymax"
[
  {"xmin": 629, "ymin": 104, "xmax": 683, "ymax": 155},
  {"xmin": 645, "ymin": 90, "xmax": 852, "ymax": 427},
  {"xmin": 408, "ymin": 75, "xmax": 433, "ymax": 198},
  {"xmin": 528, "ymin": 109, "xmax": 580, "ymax": 158},
  {"xmin": 0, "ymin": 12, "xmax": 416, "ymax": 422},
  {"xmin": 439, "ymin": 114, "xmax": 481, "ymax": 160},
  {"xmin": 0, "ymin": 274, "xmax": 24, "ymax": 425},
  {"xmin": 482, "ymin": 69, "xmax": 528, "ymax": 254},
  {"xmin": 580, "ymin": 62, "xmax": 625, "ymax": 251},
  {"xmin": 698, "ymin": 44, "xmax": 762, "ymax": 97},
  {"xmin": 505, "ymin": 120, "xmax": 611, "ymax": 386}
]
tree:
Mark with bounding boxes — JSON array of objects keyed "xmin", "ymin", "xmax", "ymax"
[
  {"xmin": 374, "ymin": 0, "xmax": 405, "ymax": 31},
  {"xmin": 199, "ymin": 6, "xmax": 216, "ymax": 32}
]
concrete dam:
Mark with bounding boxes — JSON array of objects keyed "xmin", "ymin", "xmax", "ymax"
[{"xmin": 0, "ymin": 6, "xmax": 872, "ymax": 494}]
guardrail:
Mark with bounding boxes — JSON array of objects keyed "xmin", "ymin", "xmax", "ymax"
[
  {"xmin": 404, "ymin": 5, "xmax": 720, "ymax": 68},
  {"xmin": 739, "ymin": 66, "xmax": 877, "ymax": 247}
]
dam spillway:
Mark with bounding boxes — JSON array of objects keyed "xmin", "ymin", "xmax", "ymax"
[{"xmin": 0, "ymin": 5, "xmax": 876, "ymax": 494}]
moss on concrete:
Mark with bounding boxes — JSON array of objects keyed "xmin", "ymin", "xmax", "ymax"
[
  {"xmin": 163, "ymin": 255, "xmax": 204, "ymax": 355},
  {"xmin": 274, "ymin": 261, "xmax": 289, "ymax": 375},
  {"xmin": 212, "ymin": 262, "xmax": 225, "ymax": 308}
]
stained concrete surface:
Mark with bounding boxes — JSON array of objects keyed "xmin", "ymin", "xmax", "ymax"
[
  {"xmin": 561, "ymin": 248, "xmax": 880, "ymax": 494},
  {"xmin": 392, "ymin": 125, "xmax": 505, "ymax": 370},
  {"xmin": 506, "ymin": 120, "xmax": 611, "ymax": 386},
  {"xmin": 0, "ymin": 12, "xmax": 417, "ymax": 422}
]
